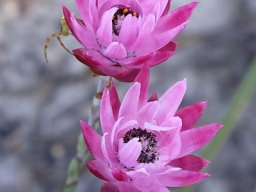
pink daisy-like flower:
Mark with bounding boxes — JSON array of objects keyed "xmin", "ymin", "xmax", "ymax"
[
  {"xmin": 81, "ymin": 67, "xmax": 222, "ymax": 192},
  {"xmin": 63, "ymin": 0, "xmax": 198, "ymax": 82}
]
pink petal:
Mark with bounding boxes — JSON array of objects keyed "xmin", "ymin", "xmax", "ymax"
[
  {"xmin": 109, "ymin": 81, "xmax": 121, "ymax": 119},
  {"xmin": 156, "ymin": 2, "xmax": 199, "ymax": 32},
  {"xmin": 162, "ymin": 0, "xmax": 171, "ymax": 16},
  {"xmin": 158, "ymin": 126, "xmax": 181, "ymax": 163},
  {"xmin": 73, "ymin": 48, "xmax": 140, "ymax": 82},
  {"xmin": 129, "ymin": 170, "xmax": 169, "ymax": 192},
  {"xmin": 97, "ymin": 8, "xmax": 116, "ymax": 47},
  {"xmin": 118, "ymin": 82, "xmax": 141, "ymax": 119},
  {"xmin": 155, "ymin": 79, "xmax": 186, "ymax": 123},
  {"xmin": 147, "ymin": 42, "xmax": 177, "ymax": 67},
  {"xmin": 80, "ymin": 120, "xmax": 103, "ymax": 159},
  {"xmin": 119, "ymin": 15, "xmax": 138, "ymax": 48},
  {"xmin": 138, "ymin": 22, "xmax": 187, "ymax": 55},
  {"xmin": 148, "ymin": 91, "xmax": 158, "ymax": 102},
  {"xmin": 130, "ymin": 14, "xmax": 155, "ymax": 53},
  {"xmin": 136, "ymin": 101, "xmax": 159, "ymax": 124},
  {"xmin": 101, "ymin": 182, "xmax": 119, "ymax": 192},
  {"xmin": 100, "ymin": 89, "xmax": 116, "ymax": 133},
  {"xmin": 118, "ymin": 138, "xmax": 142, "ymax": 168},
  {"xmin": 103, "ymin": 42, "xmax": 128, "ymax": 60},
  {"xmin": 176, "ymin": 101, "xmax": 208, "ymax": 131},
  {"xmin": 111, "ymin": 168, "xmax": 129, "ymax": 181},
  {"xmin": 101, "ymin": 133, "xmax": 118, "ymax": 164},
  {"xmin": 75, "ymin": 0, "xmax": 98, "ymax": 31},
  {"xmin": 144, "ymin": 122, "xmax": 177, "ymax": 132},
  {"xmin": 87, "ymin": 159, "xmax": 115, "ymax": 181},
  {"xmin": 155, "ymin": 169, "xmax": 209, "ymax": 187},
  {"xmin": 134, "ymin": 66, "xmax": 150, "ymax": 107},
  {"xmin": 178, "ymin": 123, "xmax": 223, "ymax": 158},
  {"xmin": 63, "ymin": 7, "xmax": 99, "ymax": 49},
  {"xmin": 169, "ymin": 155, "xmax": 210, "ymax": 172}
]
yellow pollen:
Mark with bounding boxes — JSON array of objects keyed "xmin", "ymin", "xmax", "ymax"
[
  {"xmin": 123, "ymin": 8, "xmax": 129, "ymax": 14},
  {"xmin": 132, "ymin": 12, "xmax": 137, "ymax": 17}
]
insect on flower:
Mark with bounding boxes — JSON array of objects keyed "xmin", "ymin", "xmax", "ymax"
[{"xmin": 44, "ymin": 16, "xmax": 73, "ymax": 63}]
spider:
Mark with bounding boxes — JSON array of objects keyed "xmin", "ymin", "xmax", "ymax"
[{"xmin": 44, "ymin": 16, "xmax": 73, "ymax": 63}]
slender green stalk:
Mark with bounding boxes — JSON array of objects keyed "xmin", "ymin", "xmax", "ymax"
[
  {"xmin": 177, "ymin": 57, "xmax": 256, "ymax": 192},
  {"xmin": 63, "ymin": 76, "xmax": 109, "ymax": 192}
]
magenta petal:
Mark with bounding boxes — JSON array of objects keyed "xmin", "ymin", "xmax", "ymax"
[
  {"xmin": 135, "ymin": 66, "xmax": 150, "ymax": 107},
  {"xmin": 178, "ymin": 123, "xmax": 223, "ymax": 157},
  {"xmin": 156, "ymin": 169, "xmax": 209, "ymax": 187},
  {"xmin": 155, "ymin": 79, "xmax": 186, "ymax": 122},
  {"xmin": 130, "ymin": 14, "xmax": 155, "ymax": 53},
  {"xmin": 148, "ymin": 91, "xmax": 158, "ymax": 102},
  {"xmin": 176, "ymin": 101, "xmax": 208, "ymax": 131},
  {"xmin": 104, "ymin": 42, "xmax": 127, "ymax": 60},
  {"xmin": 101, "ymin": 182, "xmax": 119, "ymax": 192},
  {"xmin": 87, "ymin": 159, "xmax": 114, "ymax": 181},
  {"xmin": 63, "ymin": 7, "xmax": 98, "ymax": 49},
  {"xmin": 73, "ymin": 48, "xmax": 140, "ymax": 82},
  {"xmin": 147, "ymin": 42, "xmax": 177, "ymax": 67},
  {"xmin": 80, "ymin": 120, "xmax": 103, "ymax": 159},
  {"xmin": 75, "ymin": 0, "xmax": 98, "ymax": 31},
  {"xmin": 156, "ymin": 2, "xmax": 199, "ymax": 32},
  {"xmin": 118, "ymin": 138, "xmax": 142, "ymax": 168},
  {"xmin": 111, "ymin": 168, "xmax": 129, "ymax": 181},
  {"xmin": 118, "ymin": 82, "xmax": 141, "ymax": 119},
  {"xmin": 97, "ymin": 8, "xmax": 116, "ymax": 46},
  {"xmin": 130, "ymin": 171, "xmax": 169, "ymax": 192},
  {"xmin": 119, "ymin": 15, "xmax": 138, "ymax": 48},
  {"xmin": 100, "ymin": 89, "xmax": 115, "ymax": 133},
  {"xmin": 109, "ymin": 82, "xmax": 121, "ymax": 119},
  {"xmin": 136, "ymin": 101, "xmax": 159, "ymax": 124},
  {"xmin": 169, "ymin": 155, "xmax": 210, "ymax": 172}
]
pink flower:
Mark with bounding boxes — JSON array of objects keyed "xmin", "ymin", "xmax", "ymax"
[
  {"xmin": 81, "ymin": 67, "xmax": 222, "ymax": 192},
  {"xmin": 63, "ymin": 0, "xmax": 198, "ymax": 82}
]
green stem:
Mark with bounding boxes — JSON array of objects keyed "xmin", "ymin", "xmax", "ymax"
[
  {"xmin": 62, "ymin": 76, "xmax": 109, "ymax": 192},
  {"xmin": 177, "ymin": 57, "xmax": 256, "ymax": 192}
]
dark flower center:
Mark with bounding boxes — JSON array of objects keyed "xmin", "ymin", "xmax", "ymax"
[
  {"xmin": 112, "ymin": 8, "xmax": 138, "ymax": 36},
  {"xmin": 123, "ymin": 128, "xmax": 158, "ymax": 163}
]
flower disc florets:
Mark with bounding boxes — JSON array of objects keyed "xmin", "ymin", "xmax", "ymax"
[
  {"xmin": 112, "ymin": 8, "xmax": 139, "ymax": 36},
  {"xmin": 63, "ymin": 0, "xmax": 199, "ymax": 81},
  {"xmin": 123, "ymin": 128, "xmax": 158, "ymax": 164},
  {"xmin": 81, "ymin": 68, "xmax": 222, "ymax": 192}
]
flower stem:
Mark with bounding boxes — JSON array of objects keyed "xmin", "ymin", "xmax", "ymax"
[
  {"xmin": 62, "ymin": 76, "xmax": 110, "ymax": 192},
  {"xmin": 177, "ymin": 57, "xmax": 256, "ymax": 192}
]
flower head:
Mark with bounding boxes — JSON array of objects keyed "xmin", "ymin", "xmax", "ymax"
[
  {"xmin": 81, "ymin": 67, "xmax": 222, "ymax": 191},
  {"xmin": 63, "ymin": 0, "xmax": 198, "ymax": 81}
]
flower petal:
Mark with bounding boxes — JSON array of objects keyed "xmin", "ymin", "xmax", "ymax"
[
  {"xmin": 101, "ymin": 89, "xmax": 116, "ymax": 133},
  {"xmin": 103, "ymin": 42, "xmax": 127, "ymax": 60},
  {"xmin": 73, "ymin": 48, "xmax": 140, "ymax": 82},
  {"xmin": 176, "ymin": 101, "xmax": 208, "ymax": 131},
  {"xmin": 155, "ymin": 79, "xmax": 186, "ymax": 123},
  {"xmin": 101, "ymin": 182, "xmax": 119, "ymax": 192},
  {"xmin": 87, "ymin": 159, "xmax": 115, "ymax": 181},
  {"xmin": 178, "ymin": 123, "xmax": 223, "ymax": 157},
  {"xmin": 156, "ymin": 2, "xmax": 198, "ymax": 32},
  {"xmin": 118, "ymin": 82, "xmax": 141, "ymax": 119},
  {"xmin": 97, "ymin": 7, "xmax": 116, "ymax": 47},
  {"xmin": 169, "ymin": 155, "xmax": 210, "ymax": 172},
  {"xmin": 118, "ymin": 138, "xmax": 142, "ymax": 168},
  {"xmin": 135, "ymin": 66, "xmax": 150, "ymax": 107},
  {"xmin": 119, "ymin": 14, "xmax": 138, "ymax": 48},
  {"xmin": 130, "ymin": 14, "xmax": 155, "ymax": 53},
  {"xmin": 63, "ymin": 6, "xmax": 99, "ymax": 49},
  {"xmin": 80, "ymin": 120, "xmax": 103, "ymax": 159},
  {"xmin": 75, "ymin": 0, "xmax": 99, "ymax": 31},
  {"xmin": 109, "ymin": 81, "xmax": 121, "ymax": 119},
  {"xmin": 155, "ymin": 169, "xmax": 209, "ymax": 187}
]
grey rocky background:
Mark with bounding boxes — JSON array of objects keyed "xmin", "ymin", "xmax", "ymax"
[{"xmin": 0, "ymin": 0, "xmax": 255, "ymax": 192}]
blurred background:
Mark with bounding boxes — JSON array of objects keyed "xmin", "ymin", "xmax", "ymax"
[{"xmin": 0, "ymin": 0, "xmax": 256, "ymax": 191}]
